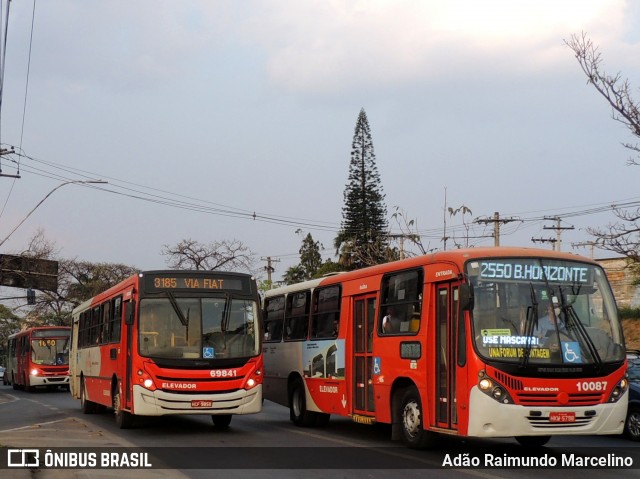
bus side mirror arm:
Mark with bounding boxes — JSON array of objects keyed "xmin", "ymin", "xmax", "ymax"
[
  {"xmin": 125, "ymin": 300, "xmax": 136, "ymax": 326},
  {"xmin": 459, "ymin": 283, "xmax": 474, "ymax": 312}
]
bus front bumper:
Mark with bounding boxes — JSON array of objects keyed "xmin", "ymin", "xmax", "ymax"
[
  {"xmin": 131, "ymin": 384, "xmax": 262, "ymax": 417},
  {"xmin": 466, "ymin": 387, "xmax": 627, "ymax": 437}
]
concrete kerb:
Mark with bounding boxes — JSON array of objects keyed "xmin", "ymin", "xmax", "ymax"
[{"xmin": 0, "ymin": 392, "xmax": 188, "ymax": 479}]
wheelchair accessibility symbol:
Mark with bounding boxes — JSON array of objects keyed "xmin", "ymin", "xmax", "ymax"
[
  {"xmin": 562, "ymin": 342, "xmax": 582, "ymax": 363},
  {"xmin": 373, "ymin": 357, "xmax": 381, "ymax": 375}
]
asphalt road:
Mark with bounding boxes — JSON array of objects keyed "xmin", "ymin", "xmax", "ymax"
[{"xmin": 1, "ymin": 384, "xmax": 639, "ymax": 479}]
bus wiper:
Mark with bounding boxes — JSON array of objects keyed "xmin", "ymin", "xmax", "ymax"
[
  {"xmin": 166, "ymin": 291, "xmax": 189, "ymax": 327},
  {"xmin": 558, "ymin": 287, "xmax": 602, "ymax": 369},
  {"xmin": 519, "ymin": 283, "xmax": 539, "ymax": 369}
]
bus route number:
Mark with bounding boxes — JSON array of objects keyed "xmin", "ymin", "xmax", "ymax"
[
  {"xmin": 38, "ymin": 339, "xmax": 57, "ymax": 347},
  {"xmin": 154, "ymin": 277, "xmax": 177, "ymax": 289},
  {"xmin": 576, "ymin": 381, "xmax": 607, "ymax": 392}
]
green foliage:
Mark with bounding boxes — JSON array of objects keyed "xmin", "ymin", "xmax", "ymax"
[
  {"xmin": 619, "ymin": 307, "xmax": 640, "ymax": 320},
  {"xmin": 335, "ymin": 108, "xmax": 390, "ymax": 269},
  {"xmin": 0, "ymin": 304, "xmax": 21, "ymax": 359}
]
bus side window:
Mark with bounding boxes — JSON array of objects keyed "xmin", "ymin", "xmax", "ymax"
[{"xmin": 264, "ymin": 296, "xmax": 285, "ymax": 342}]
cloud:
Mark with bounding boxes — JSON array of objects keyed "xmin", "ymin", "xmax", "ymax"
[{"xmin": 237, "ymin": 0, "xmax": 631, "ymax": 92}]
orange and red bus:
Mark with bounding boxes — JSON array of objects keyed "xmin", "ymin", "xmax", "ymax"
[
  {"xmin": 69, "ymin": 270, "xmax": 263, "ymax": 429},
  {"xmin": 5, "ymin": 326, "xmax": 71, "ymax": 391},
  {"xmin": 263, "ymin": 247, "xmax": 629, "ymax": 447}
]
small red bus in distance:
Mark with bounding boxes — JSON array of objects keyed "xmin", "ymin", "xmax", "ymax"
[
  {"xmin": 5, "ymin": 326, "xmax": 71, "ymax": 391},
  {"xmin": 262, "ymin": 247, "xmax": 629, "ymax": 448},
  {"xmin": 69, "ymin": 270, "xmax": 263, "ymax": 429}
]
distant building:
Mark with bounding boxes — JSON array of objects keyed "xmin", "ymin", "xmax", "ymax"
[{"xmin": 598, "ymin": 257, "xmax": 640, "ymax": 308}]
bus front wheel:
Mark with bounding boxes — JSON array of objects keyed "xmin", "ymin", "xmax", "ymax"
[
  {"xmin": 515, "ymin": 435, "xmax": 551, "ymax": 447},
  {"xmin": 113, "ymin": 384, "xmax": 134, "ymax": 429},
  {"xmin": 212, "ymin": 415, "xmax": 232, "ymax": 428},
  {"xmin": 289, "ymin": 378, "xmax": 316, "ymax": 427},
  {"xmin": 399, "ymin": 386, "xmax": 437, "ymax": 449}
]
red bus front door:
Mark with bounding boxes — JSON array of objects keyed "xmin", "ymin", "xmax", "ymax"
[{"xmin": 352, "ymin": 294, "xmax": 376, "ymax": 416}]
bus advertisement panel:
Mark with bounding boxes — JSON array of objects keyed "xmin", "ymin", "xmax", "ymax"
[
  {"xmin": 262, "ymin": 247, "xmax": 628, "ymax": 448},
  {"xmin": 5, "ymin": 326, "xmax": 70, "ymax": 391},
  {"xmin": 70, "ymin": 270, "xmax": 263, "ymax": 429}
]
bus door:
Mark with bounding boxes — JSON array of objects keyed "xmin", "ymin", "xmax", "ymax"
[
  {"xmin": 435, "ymin": 281, "xmax": 462, "ymax": 431},
  {"xmin": 123, "ymin": 298, "xmax": 135, "ymax": 408},
  {"xmin": 352, "ymin": 294, "xmax": 376, "ymax": 416}
]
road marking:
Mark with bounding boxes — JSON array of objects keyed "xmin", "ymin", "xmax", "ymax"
[{"xmin": 0, "ymin": 418, "xmax": 69, "ymax": 433}]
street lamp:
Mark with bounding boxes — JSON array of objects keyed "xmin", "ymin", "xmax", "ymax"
[{"xmin": 0, "ymin": 179, "xmax": 108, "ymax": 248}]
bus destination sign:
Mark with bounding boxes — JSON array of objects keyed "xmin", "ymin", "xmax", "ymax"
[
  {"xmin": 469, "ymin": 259, "xmax": 593, "ymax": 285},
  {"xmin": 143, "ymin": 273, "xmax": 246, "ymax": 293}
]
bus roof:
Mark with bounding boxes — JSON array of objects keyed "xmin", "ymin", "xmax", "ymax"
[{"xmin": 264, "ymin": 247, "xmax": 597, "ymax": 297}]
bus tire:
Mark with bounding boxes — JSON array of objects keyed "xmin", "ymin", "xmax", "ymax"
[
  {"xmin": 289, "ymin": 378, "xmax": 316, "ymax": 427},
  {"xmin": 212, "ymin": 415, "xmax": 232, "ymax": 428},
  {"xmin": 399, "ymin": 385, "xmax": 437, "ymax": 449},
  {"xmin": 80, "ymin": 378, "xmax": 97, "ymax": 414},
  {"xmin": 315, "ymin": 412, "xmax": 330, "ymax": 427},
  {"xmin": 113, "ymin": 385, "xmax": 134, "ymax": 429},
  {"xmin": 515, "ymin": 435, "xmax": 551, "ymax": 447},
  {"xmin": 23, "ymin": 375, "xmax": 32, "ymax": 393}
]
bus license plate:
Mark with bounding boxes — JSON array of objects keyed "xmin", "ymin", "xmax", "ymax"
[
  {"xmin": 191, "ymin": 400, "xmax": 212, "ymax": 408},
  {"xmin": 549, "ymin": 412, "xmax": 575, "ymax": 423}
]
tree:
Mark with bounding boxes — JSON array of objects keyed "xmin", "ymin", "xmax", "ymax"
[
  {"xmin": 13, "ymin": 230, "xmax": 138, "ymax": 326},
  {"xmin": 161, "ymin": 238, "xmax": 256, "ymax": 273},
  {"xmin": 0, "ymin": 304, "xmax": 20, "ymax": 358},
  {"xmin": 282, "ymin": 231, "xmax": 326, "ymax": 285},
  {"xmin": 566, "ymin": 33, "xmax": 640, "ymax": 261},
  {"xmin": 334, "ymin": 108, "xmax": 390, "ymax": 269}
]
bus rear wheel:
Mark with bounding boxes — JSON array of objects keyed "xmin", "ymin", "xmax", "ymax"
[
  {"xmin": 212, "ymin": 415, "xmax": 232, "ymax": 428},
  {"xmin": 399, "ymin": 386, "xmax": 437, "ymax": 449},
  {"xmin": 113, "ymin": 385, "xmax": 134, "ymax": 429},
  {"xmin": 289, "ymin": 378, "xmax": 316, "ymax": 427},
  {"xmin": 80, "ymin": 378, "xmax": 97, "ymax": 414},
  {"xmin": 515, "ymin": 435, "xmax": 551, "ymax": 447}
]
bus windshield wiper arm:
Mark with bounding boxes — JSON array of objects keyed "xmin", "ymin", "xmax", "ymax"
[
  {"xmin": 519, "ymin": 283, "xmax": 539, "ymax": 369},
  {"xmin": 166, "ymin": 291, "xmax": 189, "ymax": 327},
  {"xmin": 558, "ymin": 287, "xmax": 602, "ymax": 369}
]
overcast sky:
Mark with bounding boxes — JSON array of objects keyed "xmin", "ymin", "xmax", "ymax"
[{"xmin": 1, "ymin": 0, "xmax": 639, "ymax": 283}]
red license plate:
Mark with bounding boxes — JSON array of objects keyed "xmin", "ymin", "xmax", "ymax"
[
  {"xmin": 549, "ymin": 412, "xmax": 575, "ymax": 423},
  {"xmin": 191, "ymin": 400, "xmax": 213, "ymax": 408}
]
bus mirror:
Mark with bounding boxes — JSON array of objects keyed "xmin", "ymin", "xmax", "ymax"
[
  {"xmin": 459, "ymin": 284, "xmax": 474, "ymax": 311},
  {"xmin": 125, "ymin": 300, "xmax": 135, "ymax": 326}
]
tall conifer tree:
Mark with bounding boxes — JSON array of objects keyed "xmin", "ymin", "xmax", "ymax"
[{"xmin": 335, "ymin": 108, "xmax": 389, "ymax": 269}]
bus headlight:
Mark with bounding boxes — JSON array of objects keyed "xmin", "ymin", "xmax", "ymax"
[
  {"xmin": 244, "ymin": 367, "xmax": 262, "ymax": 390},
  {"xmin": 137, "ymin": 368, "xmax": 157, "ymax": 391},
  {"xmin": 608, "ymin": 378, "xmax": 628, "ymax": 403},
  {"xmin": 30, "ymin": 368, "xmax": 40, "ymax": 377},
  {"xmin": 477, "ymin": 372, "xmax": 514, "ymax": 404}
]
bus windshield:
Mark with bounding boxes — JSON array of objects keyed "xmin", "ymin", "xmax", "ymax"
[
  {"xmin": 138, "ymin": 296, "xmax": 260, "ymax": 360},
  {"xmin": 466, "ymin": 257, "xmax": 625, "ymax": 365},
  {"xmin": 31, "ymin": 337, "xmax": 70, "ymax": 366}
]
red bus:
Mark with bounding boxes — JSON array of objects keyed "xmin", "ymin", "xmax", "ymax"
[
  {"xmin": 69, "ymin": 270, "xmax": 263, "ymax": 429},
  {"xmin": 5, "ymin": 326, "xmax": 71, "ymax": 391},
  {"xmin": 263, "ymin": 247, "xmax": 629, "ymax": 448}
]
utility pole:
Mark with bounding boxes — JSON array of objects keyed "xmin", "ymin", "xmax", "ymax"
[
  {"xmin": 543, "ymin": 216, "xmax": 574, "ymax": 251},
  {"xmin": 261, "ymin": 256, "xmax": 280, "ymax": 287},
  {"xmin": 388, "ymin": 234, "xmax": 413, "ymax": 260},
  {"xmin": 475, "ymin": 212, "xmax": 519, "ymax": 247},
  {"xmin": 0, "ymin": 146, "xmax": 20, "ymax": 178},
  {"xmin": 572, "ymin": 241, "xmax": 597, "ymax": 259},
  {"xmin": 531, "ymin": 237, "xmax": 557, "ymax": 249}
]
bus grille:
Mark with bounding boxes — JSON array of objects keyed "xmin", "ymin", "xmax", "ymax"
[
  {"xmin": 516, "ymin": 392, "xmax": 603, "ymax": 406},
  {"xmin": 493, "ymin": 371, "xmax": 523, "ymax": 390}
]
